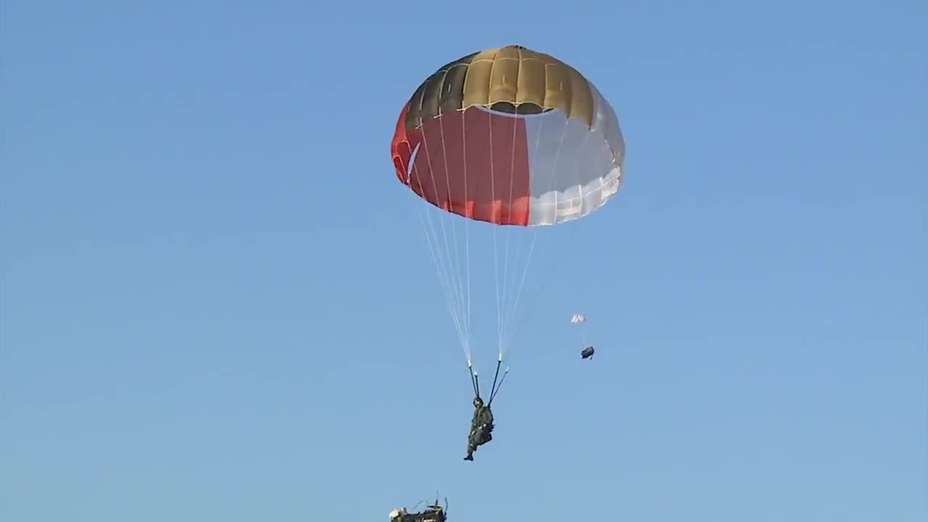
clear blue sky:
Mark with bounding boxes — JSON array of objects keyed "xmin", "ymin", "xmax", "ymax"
[{"xmin": 2, "ymin": 1, "xmax": 926, "ymax": 520}]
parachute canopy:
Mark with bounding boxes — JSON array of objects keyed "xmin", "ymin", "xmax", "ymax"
[
  {"xmin": 390, "ymin": 45, "xmax": 625, "ymax": 387},
  {"xmin": 391, "ymin": 44, "xmax": 625, "ymax": 227},
  {"xmin": 570, "ymin": 313, "xmax": 586, "ymax": 324}
]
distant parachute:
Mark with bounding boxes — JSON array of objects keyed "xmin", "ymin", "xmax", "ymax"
[{"xmin": 572, "ymin": 312, "xmax": 594, "ymax": 359}]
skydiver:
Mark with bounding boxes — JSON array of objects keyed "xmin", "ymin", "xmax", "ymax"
[
  {"xmin": 464, "ymin": 396, "xmax": 494, "ymax": 461},
  {"xmin": 581, "ymin": 346, "xmax": 595, "ymax": 359}
]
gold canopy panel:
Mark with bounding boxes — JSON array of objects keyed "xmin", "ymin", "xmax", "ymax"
[{"xmin": 404, "ymin": 45, "xmax": 594, "ymax": 131}]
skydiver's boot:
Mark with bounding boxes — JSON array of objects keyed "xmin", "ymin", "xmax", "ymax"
[{"xmin": 464, "ymin": 454, "xmax": 473, "ymax": 461}]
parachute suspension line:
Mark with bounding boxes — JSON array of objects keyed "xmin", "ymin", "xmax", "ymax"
[
  {"xmin": 497, "ymin": 107, "xmax": 546, "ymax": 357},
  {"xmin": 488, "ymin": 366, "xmax": 510, "ymax": 406},
  {"xmin": 488, "ymin": 112, "xmax": 504, "ymax": 358},
  {"xmin": 434, "ymin": 180, "xmax": 469, "ymax": 353},
  {"xmin": 424, "ymin": 211, "xmax": 464, "ymax": 352},
  {"xmin": 501, "ymin": 230, "xmax": 539, "ymax": 351},
  {"xmin": 467, "ymin": 363, "xmax": 478, "ymax": 397},
  {"xmin": 496, "ymin": 49, "xmax": 525, "ymax": 359},
  {"xmin": 492, "ymin": 225, "xmax": 502, "ymax": 356},
  {"xmin": 491, "ymin": 49, "xmax": 514, "ymax": 393},
  {"xmin": 497, "ymin": 102, "xmax": 547, "ymax": 360},
  {"xmin": 415, "ymin": 181, "xmax": 458, "ymax": 345},
  {"xmin": 500, "ymin": 114, "xmax": 569, "ymax": 357},
  {"xmin": 500, "ymin": 50, "xmax": 523, "ymax": 351},
  {"xmin": 437, "ymin": 96, "xmax": 468, "ymax": 346},
  {"xmin": 498, "ymin": 106, "xmax": 519, "ymax": 359},
  {"xmin": 487, "ymin": 358, "xmax": 502, "ymax": 404},
  {"xmin": 415, "ymin": 134, "xmax": 468, "ymax": 358},
  {"xmin": 419, "ymin": 116, "xmax": 471, "ymax": 360},
  {"xmin": 464, "ymin": 212, "xmax": 472, "ymax": 349},
  {"xmin": 419, "ymin": 206, "xmax": 467, "ymax": 356},
  {"xmin": 461, "ymin": 96, "xmax": 472, "ymax": 354}
]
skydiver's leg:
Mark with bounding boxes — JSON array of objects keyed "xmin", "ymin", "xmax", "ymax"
[{"xmin": 465, "ymin": 434, "xmax": 477, "ymax": 460}]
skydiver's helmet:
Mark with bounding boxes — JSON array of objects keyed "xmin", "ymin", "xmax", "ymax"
[
  {"xmin": 389, "ymin": 508, "xmax": 406, "ymax": 521},
  {"xmin": 473, "ymin": 397, "xmax": 484, "ymax": 408}
]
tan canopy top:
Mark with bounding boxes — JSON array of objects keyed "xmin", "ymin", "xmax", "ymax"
[{"xmin": 404, "ymin": 45, "xmax": 595, "ymax": 130}]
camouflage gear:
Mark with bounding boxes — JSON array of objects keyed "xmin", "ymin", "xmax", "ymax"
[{"xmin": 464, "ymin": 397, "xmax": 494, "ymax": 460}]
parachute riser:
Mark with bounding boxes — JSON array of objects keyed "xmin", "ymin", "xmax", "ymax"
[
  {"xmin": 489, "ymin": 367, "xmax": 509, "ymax": 406},
  {"xmin": 487, "ymin": 359, "xmax": 502, "ymax": 404},
  {"xmin": 467, "ymin": 364, "xmax": 479, "ymax": 398},
  {"xmin": 468, "ymin": 360, "xmax": 507, "ymax": 405}
]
